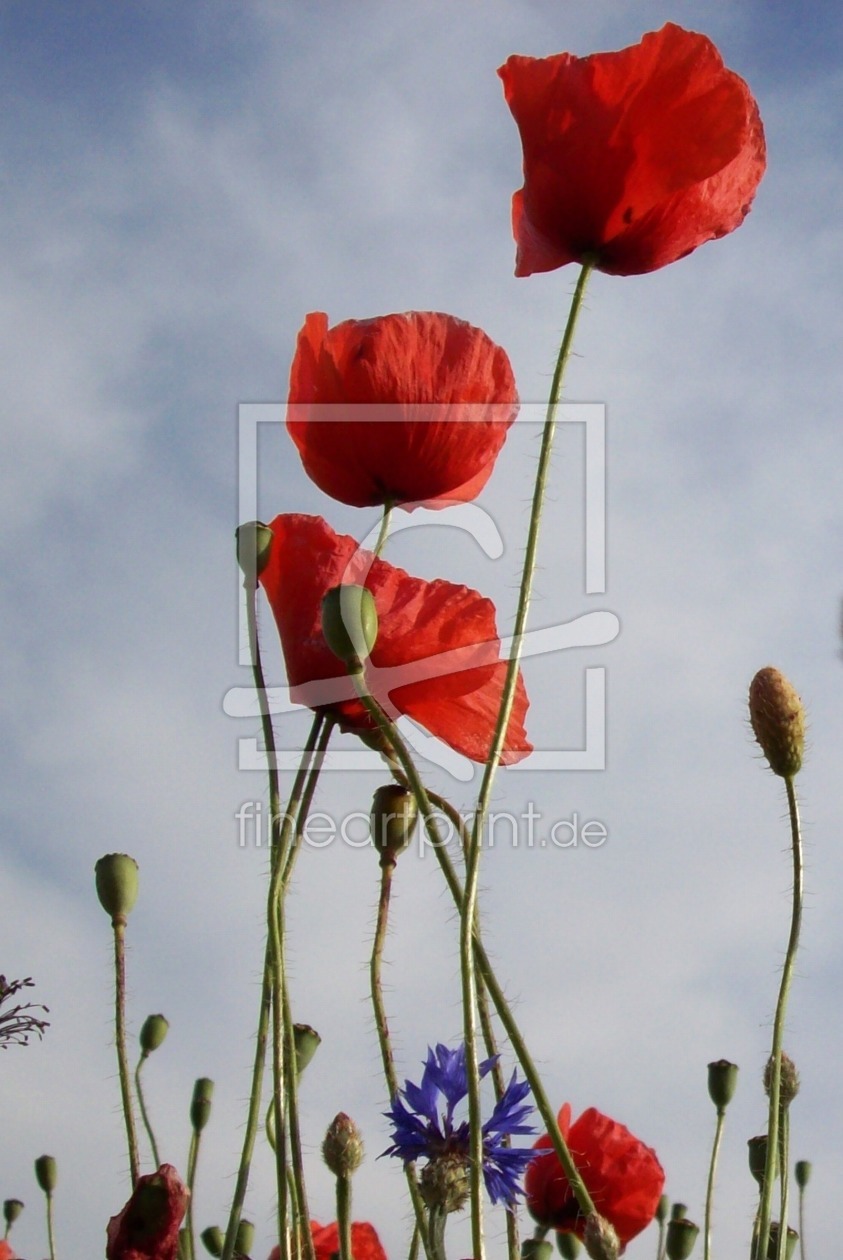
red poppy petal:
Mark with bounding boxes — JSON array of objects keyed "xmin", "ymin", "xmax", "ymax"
[
  {"xmin": 106, "ymin": 1165, "xmax": 189, "ymax": 1260},
  {"xmin": 309, "ymin": 1221, "xmax": 387, "ymax": 1260}
]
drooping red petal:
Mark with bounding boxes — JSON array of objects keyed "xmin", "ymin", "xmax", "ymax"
[
  {"xmin": 310, "ymin": 1220, "xmax": 388, "ymax": 1260},
  {"xmin": 286, "ymin": 311, "xmax": 518, "ymax": 509},
  {"xmin": 526, "ymin": 1105, "xmax": 664, "ymax": 1247},
  {"xmin": 105, "ymin": 1165, "xmax": 189, "ymax": 1260},
  {"xmin": 499, "ymin": 22, "xmax": 766, "ymax": 276},
  {"xmin": 258, "ymin": 513, "xmax": 531, "ymax": 764},
  {"xmin": 0, "ymin": 1241, "xmax": 17, "ymax": 1260}
]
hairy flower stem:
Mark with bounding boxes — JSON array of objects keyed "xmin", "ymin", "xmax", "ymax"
[
  {"xmin": 755, "ymin": 775, "xmax": 803, "ymax": 1260},
  {"xmin": 336, "ymin": 1174, "xmax": 353, "ymax": 1260},
  {"xmin": 185, "ymin": 1130, "xmax": 200, "ymax": 1260},
  {"xmin": 44, "ymin": 1191, "xmax": 56, "ymax": 1260},
  {"xmin": 350, "ymin": 680, "xmax": 595, "ymax": 1225},
  {"xmin": 463, "ymin": 260, "xmax": 593, "ymax": 1258},
  {"xmin": 777, "ymin": 1112, "xmax": 791, "ymax": 1260},
  {"xmin": 703, "ymin": 1108, "xmax": 726, "ymax": 1260},
  {"xmin": 135, "ymin": 1055, "xmax": 161, "ymax": 1169},
  {"xmin": 112, "ymin": 919, "xmax": 140, "ymax": 1186}
]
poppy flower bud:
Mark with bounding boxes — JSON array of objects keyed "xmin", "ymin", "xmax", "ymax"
[
  {"xmin": 140, "ymin": 1014, "xmax": 170, "ymax": 1056},
  {"xmin": 583, "ymin": 1213, "xmax": 619, "ymax": 1260},
  {"xmin": 420, "ymin": 1153, "xmax": 470, "ymax": 1214},
  {"xmin": 234, "ymin": 1219, "xmax": 254, "ymax": 1256},
  {"xmin": 34, "ymin": 1155, "xmax": 57, "ymax": 1195},
  {"xmin": 766, "ymin": 1224, "xmax": 798, "ymax": 1259},
  {"xmin": 656, "ymin": 1197, "xmax": 670, "ymax": 1225},
  {"xmin": 321, "ymin": 584, "xmax": 378, "ymax": 672},
  {"xmin": 748, "ymin": 1135, "xmax": 774, "ymax": 1186},
  {"xmin": 556, "ymin": 1235, "xmax": 582, "ymax": 1259},
  {"xmin": 3, "ymin": 1199, "xmax": 24, "ymax": 1227},
  {"xmin": 236, "ymin": 521, "xmax": 274, "ymax": 583},
  {"xmin": 665, "ymin": 1218, "xmax": 699, "ymax": 1260},
  {"xmin": 95, "ymin": 854, "xmax": 139, "ymax": 924},
  {"xmin": 521, "ymin": 1241, "xmax": 554, "ymax": 1260},
  {"xmin": 795, "ymin": 1160, "xmax": 812, "ymax": 1189},
  {"xmin": 707, "ymin": 1059, "xmax": 739, "ymax": 1111},
  {"xmin": 748, "ymin": 667, "xmax": 805, "ymax": 778},
  {"xmin": 322, "ymin": 1112, "xmax": 364, "ymax": 1178},
  {"xmin": 200, "ymin": 1226, "xmax": 224, "ymax": 1256},
  {"xmin": 371, "ymin": 784, "xmax": 418, "ymax": 866},
  {"xmin": 764, "ymin": 1052, "xmax": 800, "ymax": 1109},
  {"xmin": 190, "ymin": 1078, "xmax": 214, "ymax": 1133},
  {"xmin": 294, "ymin": 1022, "xmax": 321, "ymax": 1075}
]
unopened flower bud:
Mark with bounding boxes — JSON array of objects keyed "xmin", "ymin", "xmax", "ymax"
[
  {"xmin": 321, "ymin": 584, "xmax": 378, "ymax": 671},
  {"xmin": 200, "ymin": 1226, "xmax": 224, "ymax": 1256},
  {"xmin": 294, "ymin": 1023, "xmax": 321, "ymax": 1076},
  {"xmin": 140, "ymin": 1014, "xmax": 170, "ymax": 1056},
  {"xmin": 234, "ymin": 1219, "xmax": 254, "ymax": 1256},
  {"xmin": 3, "ymin": 1199, "xmax": 24, "ymax": 1227},
  {"xmin": 190, "ymin": 1078, "xmax": 214, "ymax": 1133},
  {"xmin": 420, "ymin": 1153, "xmax": 469, "ymax": 1214},
  {"xmin": 656, "ymin": 1196, "xmax": 670, "ymax": 1225},
  {"xmin": 766, "ymin": 1223, "xmax": 798, "ymax": 1259},
  {"xmin": 556, "ymin": 1235, "xmax": 582, "ymax": 1259},
  {"xmin": 95, "ymin": 854, "xmax": 139, "ymax": 924},
  {"xmin": 665, "ymin": 1218, "xmax": 699, "ymax": 1260},
  {"xmin": 707, "ymin": 1059, "xmax": 739, "ymax": 1111},
  {"xmin": 795, "ymin": 1159, "xmax": 812, "ymax": 1189},
  {"xmin": 748, "ymin": 667, "xmax": 805, "ymax": 778},
  {"xmin": 236, "ymin": 521, "xmax": 273, "ymax": 583},
  {"xmin": 34, "ymin": 1155, "xmax": 57, "ymax": 1195},
  {"xmin": 322, "ymin": 1112, "xmax": 364, "ymax": 1177},
  {"xmin": 371, "ymin": 784, "xmax": 418, "ymax": 866},
  {"xmin": 583, "ymin": 1212, "xmax": 619, "ymax": 1260},
  {"xmin": 521, "ymin": 1241, "xmax": 553, "ymax": 1260},
  {"xmin": 748, "ymin": 1134, "xmax": 774, "ymax": 1186},
  {"xmin": 764, "ymin": 1052, "xmax": 800, "ymax": 1108}
]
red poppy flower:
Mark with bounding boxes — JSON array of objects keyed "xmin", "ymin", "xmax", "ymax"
[
  {"xmin": 268, "ymin": 1221, "xmax": 387, "ymax": 1260},
  {"xmin": 286, "ymin": 311, "xmax": 518, "ymax": 509},
  {"xmin": 526, "ymin": 1105, "xmax": 664, "ymax": 1249},
  {"xmin": 499, "ymin": 22, "xmax": 766, "ymax": 276},
  {"xmin": 106, "ymin": 1165, "xmax": 189, "ymax": 1260},
  {"xmin": 258, "ymin": 513, "xmax": 531, "ymax": 764},
  {"xmin": 0, "ymin": 1242, "xmax": 17, "ymax": 1260}
]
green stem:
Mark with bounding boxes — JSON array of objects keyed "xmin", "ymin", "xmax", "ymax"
[
  {"xmin": 185, "ymin": 1130, "xmax": 199, "ymax": 1260},
  {"xmin": 44, "ymin": 1192, "xmax": 56, "ymax": 1260},
  {"xmin": 135, "ymin": 1054, "xmax": 161, "ymax": 1169},
  {"xmin": 755, "ymin": 776, "xmax": 803, "ymax": 1260},
  {"xmin": 374, "ymin": 503, "xmax": 393, "ymax": 558},
  {"xmin": 797, "ymin": 1171, "xmax": 806, "ymax": 1260},
  {"xmin": 704, "ymin": 1110, "xmax": 726, "ymax": 1260},
  {"xmin": 463, "ymin": 261, "xmax": 593, "ymax": 1259},
  {"xmin": 777, "ymin": 1112, "xmax": 790, "ymax": 1260},
  {"xmin": 113, "ymin": 919, "xmax": 140, "ymax": 1185},
  {"xmin": 336, "ymin": 1174, "xmax": 352, "ymax": 1260},
  {"xmin": 426, "ymin": 1204, "xmax": 448, "ymax": 1260}
]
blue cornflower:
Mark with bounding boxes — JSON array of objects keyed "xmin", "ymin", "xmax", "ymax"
[{"xmin": 383, "ymin": 1043, "xmax": 538, "ymax": 1209}]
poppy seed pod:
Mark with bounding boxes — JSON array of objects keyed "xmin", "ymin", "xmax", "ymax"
[
  {"xmin": 200, "ymin": 1225, "xmax": 224, "ymax": 1257},
  {"xmin": 293, "ymin": 1022, "xmax": 322, "ymax": 1076},
  {"xmin": 669, "ymin": 1204, "xmax": 688, "ymax": 1222},
  {"xmin": 34, "ymin": 1155, "xmax": 57, "ymax": 1195},
  {"xmin": 235, "ymin": 520, "xmax": 273, "ymax": 583},
  {"xmin": 795, "ymin": 1160, "xmax": 812, "ymax": 1189},
  {"xmin": 656, "ymin": 1196, "xmax": 670, "ymax": 1225},
  {"xmin": 190, "ymin": 1078, "xmax": 214, "ymax": 1133},
  {"xmin": 321, "ymin": 584, "xmax": 379, "ymax": 671},
  {"xmin": 556, "ymin": 1235, "xmax": 582, "ymax": 1259},
  {"xmin": 3, "ymin": 1199, "xmax": 24, "ymax": 1227},
  {"xmin": 707, "ymin": 1059, "xmax": 739, "ymax": 1110},
  {"xmin": 766, "ymin": 1223, "xmax": 798, "ymax": 1259},
  {"xmin": 370, "ymin": 784, "xmax": 418, "ymax": 865},
  {"xmin": 583, "ymin": 1213, "xmax": 620, "ymax": 1260},
  {"xmin": 748, "ymin": 667, "xmax": 805, "ymax": 778},
  {"xmin": 234, "ymin": 1220, "xmax": 254, "ymax": 1256},
  {"xmin": 140, "ymin": 1014, "xmax": 170, "ymax": 1056},
  {"xmin": 95, "ymin": 854, "xmax": 139, "ymax": 924},
  {"xmin": 748, "ymin": 1134, "xmax": 774, "ymax": 1186},
  {"xmin": 665, "ymin": 1218, "xmax": 699, "ymax": 1260},
  {"xmin": 521, "ymin": 1241, "xmax": 554, "ymax": 1260},
  {"xmin": 322, "ymin": 1112, "xmax": 364, "ymax": 1178}
]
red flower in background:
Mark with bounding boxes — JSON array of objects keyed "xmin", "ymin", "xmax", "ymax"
[
  {"xmin": 0, "ymin": 1242, "xmax": 17, "ymax": 1260},
  {"xmin": 268, "ymin": 1221, "xmax": 387, "ymax": 1260},
  {"xmin": 287, "ymin": 311, "xmax": 518, "ymax": 509},
  {"xmin": 106, "ymin": 1165, "xmax": 189, "ymax": 1260},
  {"xmin": 259, "ymin": 513, "xmax": 531, "ymax": 764},
  {"xmin": 499, "ymin": 23, "xmax": 766, "ymax": 277},
  {"xmin": 526, "ymin": 1105, "xmax": 664, "ymax": 1248}
]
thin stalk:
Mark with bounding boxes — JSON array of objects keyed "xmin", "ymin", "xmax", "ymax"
[
  {"xmin": 777, "ymin": 1112, "xmax": 791, "ymax": 1260},
  {"xmin": 374, "ymin": 503, "xmax": 393, "ymax": 558},
  {"xmin": 755, "ymin": 776, "xmax": 803, "ymax": 1260},
  {"xmin": 185, "ymin": 1131, "xmax": 199, "ymax": 1260},
  {"xmin": 281, "ymin": 976, "xmax": 315, "ymax": 1260},
  {"xmin": 797, "ymin": 1168, "xmax": 807, "ymax": 1260},
  {"xmin": 44, "ymin": 1193, "xmax": 56, "ymax": 1260},
  {"xmin": 463, "ymin": 261, "xmax": 593, "ymax": 1259},
  {"xmin": 113, "ymin": 919, "xmax": 140, "ymax": 1185},
  {"xmin": 704, "ymin": 1109, "xmax": 726, "ymax": 1260},
  {"xmin": 336, "ymin": 1174, "xmax": 353, "ymax": 1260},
  {"xmin": 135, "ymin": 1054, "xmax": 161, "ymax": 1169}
]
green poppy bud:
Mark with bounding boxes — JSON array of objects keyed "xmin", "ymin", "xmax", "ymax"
[
  {"xmin": 3, "ymin": 1199, "xmax": 24, "ymax": 1228},
  {"xmin": 670, "ymin": 1204, "xmax": 688, "ymax": 1222},
  {"xmin": 321, "ymin": 584, "xmax": 378, "ymax": 671},
  {"xmin": 707, "ymin": 1059, "xmax": 739, "ymax": 1110},
  {"xmin": 370, "ymin": 784, "xmax": 418, "ymax": 866},
  {"xmin": 200, "ymin": 1226, "xmax": 224, "ymax": 1257},
  {"xmin": 656, "ymin": 1196, "xmax": 670, "ymax": 1225},
  {"xmin": 748, "ymin": 1134, "xmax": 774, "ymax": 1186},
  {"xmin": 236, "ymin": 521, "xmax": 273, "ymax": 583},
  {"xmin": 293, "ymin": 1023, "xmax": 321, "ymax": 1076},
  {"xmin": 521, "ymin": 1241, "xmax": 554, "ymax": 1260},
  {"xmin": 665, "ymin": 1218, "xmax": 699, "ymax": 1260},
  {"xmin": 140, "ymin": 1014, "xmax": 170, "ymax": 1055},
  {"xmin": 748, "ymin": 667, "xmax": 805, "ymax": 778},
  {"xmin": 556, "ymin": 1233, "xmax": 582, "ymax": 1258},
  {"xmin": 34, "ymin": 1155, "xmax": 57, "ymax": 1195},
  {"xmin": 795, "ymin": 1159, "xmax": 812, "ymax": 1189},
  {"xmin": 583, "ymin": 1212, "xmax": 620, "ymax": 1260},
  {"xmin": 190, "ymin": 1077, "xmax": 214, "ymax": 1133},
  {"xmin": 95, "ymin": 854, "xmax": 139, "ymax": 924},
  {"xmin": 766, "ymin": 1223, "xmax": 798, "ymax": 1259},
  {"xmin": 234, "ymin": 1219, "xmax": 254, "ymax": 1256},
  {"xmin": 322, "ymin": 1112, "xmax": 364, "ymax": 1177}
]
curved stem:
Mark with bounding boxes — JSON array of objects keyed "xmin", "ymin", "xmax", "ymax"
[
  {"xmin": 135, "ymin": 1054, "xmax": 161, "ymax": 1170},
  {"xmin": 113, "ymin": 919, "xmax": 140, "ymax": 1186},
  {"xmin": 755, "ymin": 775, "xmax": 803, "ymax": 1259},
  {"xmin": 374, "ymin": 503, "xmax": 393, "ymax": 558},
  {"xmin": 704, "ymin": 1110, "xmax": 725, "ymax": 1260}
]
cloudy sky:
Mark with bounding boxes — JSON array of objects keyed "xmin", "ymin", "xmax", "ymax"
[{"xmin": 2, "ymin": 2, "xmax": 843, "ymax": 1257}]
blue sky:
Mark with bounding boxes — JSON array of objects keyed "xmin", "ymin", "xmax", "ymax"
[{"xmin": 2, "ymin": 3, "xmax": 843, "ymax": 1258}]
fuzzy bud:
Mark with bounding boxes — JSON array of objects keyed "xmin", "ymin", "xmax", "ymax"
[
  {"xmin": 200, "ymin": 1226, "xmax": 224, "ymax": 1257},
  {"xmin": 764, "ymin": 1052, "xmax": 800, "ymax": 1109},
  {"xmin": 236, "ymin": 521, "xmax": 273, "ymax": 583},
  {"xmin": 707, "ymin": 1059, "xmax": 739, "ymax": 1111},
  {"xmin": 321, "ymin": 584, "xmax": 378, "ymax": 671},
  {"xmin": 95, "ymin": 854, "xmax": 139, "ymax": 924},
  {"xmin": 748, "ymin": 667, "xmax": 805, "ymax": 778},
  {"xmin": 665, "ymin": 1218, "xmax": 699, "ymax": 1260},
  {"xmin": 583, "ymin": 1213, "xmax": 619, "ymax": 1260},
  {"xmin": 322, "ymin": 1112, "xmax": 364, "ymax": 1177},
  {"xmin": 795, "ymin": 1160, "xmax": 812, "ymax": 1189},
  {"xmin": 140, "ymin": 1014, "xmax": 170, "ymax": 1056},
  {"xmin": 34, "ymin": 1155, "xmax": 57, "ymax": 1195},
  {"xmin": 294, "ymin": 1023, "xmax": 321, "ymax": 1076},
  {"xmin": 419, "ymin": 1153, "xmax": 469, "ymax": 1214},
  {"xmin": 190, "ymin": 1078, "xmax": 214, "ymax": 1133},
  {"xmin": 556, "ymin": 1236, "xmax": 582, "ymax": 1259},
  {"xmin": 370, "ymin": 784, "xmax": 418, "ymax": 866},
  {"xmin": 3, "ymin": 1199, "xmax": 24, "ymax": 1228}
]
